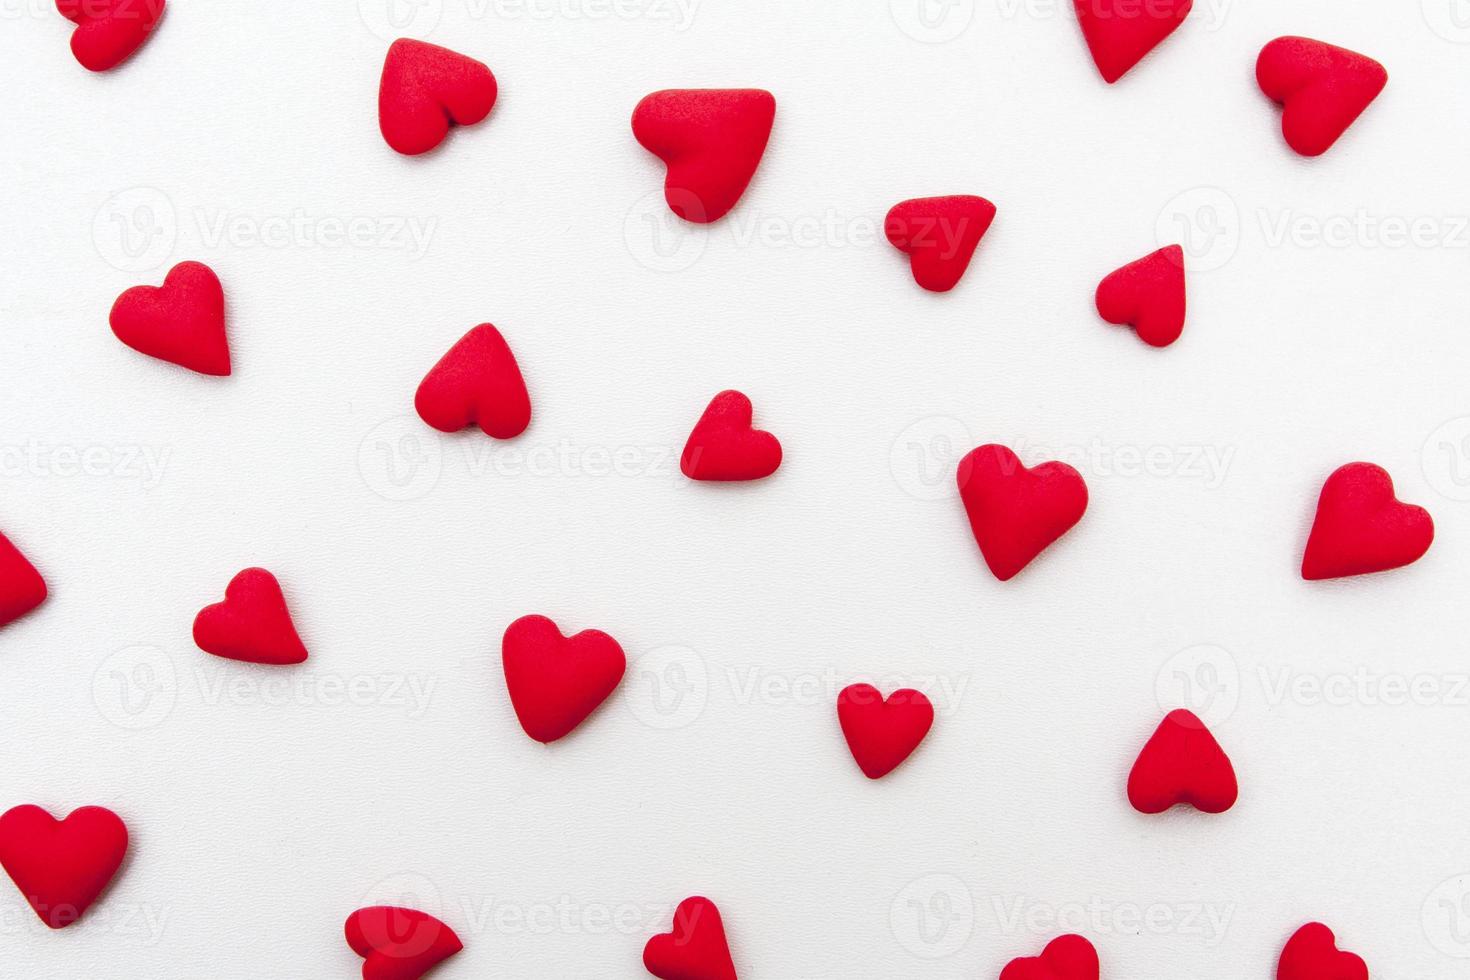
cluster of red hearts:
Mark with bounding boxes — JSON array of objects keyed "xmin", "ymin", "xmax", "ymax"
[{"xmin": 9, "ymin": 1, "xmax": 1420, "ymax": 978}]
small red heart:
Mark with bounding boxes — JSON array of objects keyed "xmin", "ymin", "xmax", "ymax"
[
  {"xmin": 379, "ymin": 39, "xmax": 498, "ymax": 156},
  {"xmin": 57, "ymin": 0, "xmax": 165, "ymax": 72},
  {"xmin": 644, "ymin": 896, "xmax": 738, "ymax": 980},
  {"xmin": 346, "ymin": 906, "xmax": 463, "ymax": 980},
  {"xmin": 110, "ymin": 261, "xmax": 230, "ymax": 376},
  {"xmin": 502, "ymin": 615, "xmax": 625, "ymax": 743},
  {"xmin": 632, "ymin": 89, "xmax": 775, "ymax": 223},
  {"xmin": 957, "ymin": 445, "xmax": 1088, "ymax": 581},
  {"xmin": 0, "ymin": 805, "xmax": 128, "ymax": 929},
  {"xmin": 837, "ymin": 684, "xmax": 934, "ymax": 780},
  {"xmin": 1073, "ymin": 0, "xmax": 1191, "ymax": 83},
  {"xmin": 193, "ymin": 568, "xmax": 308, "ymax": 666},
  {"xmin": 681, "ymin": 390, "xmax": 781, "ymax": 482},
  {"xmin": 1302, "ymin": 463, "xmax": 1433, "ymax": 581},
  {"xmin": 1127, "ymin": 709, "xmax": 1237, "ymax": 814},
  {"xmin": 885, "ymin": 195, "xmax": 997, "ymax": 293},
  {"xmin": 1095, "ymin": 245, "xmax": 1186, "ymax": 348},
  {"xmin": 1277, "ymin": 922, "xmax": 1368, "ymax": 980},
  {"xmin": 415, "ymin": 323, "xmax": 531, "ymax": 440},
  {"xmin": 0, "ymin": 532, "xmax": 46, "ymax": 630},
  {"xmin": 1257, "ymin": 37, "xmax": 1387, "ymax": 157},
  {"xmin": 1000, "ymin": 934, "xmax": 1099, "ymax": 980}
]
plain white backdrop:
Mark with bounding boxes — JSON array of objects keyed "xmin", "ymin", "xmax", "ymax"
[{"xmin": 4, "ymin": 0, "xmax": 1470, "ymax": 976}]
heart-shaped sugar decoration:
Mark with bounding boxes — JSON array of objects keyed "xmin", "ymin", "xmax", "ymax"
[
  {"xmin": 110, "ymin": 261, "xmax": 230, "ymax": 376},
  {"xmin": 415, "ymin": 323, "xmax": 531, "ymax": 440},
  {"xmin": 346, "ymin": 906, "xmax": 463, "ymax": 980},
  {"xmin": 193, "ymin": 568, "xmax": 309, "ymax": 665},
  {"xmin": 1095, "ymin": 245, "xmax": 1186, "ymax": 347},
  {"xmin": 1257, "ymin": 37, "xmax": 1387, "ymax": 157},
  {"xmin": 1000, "ymin": 934, "xmax": 1100, "ymax": 980},
  {"xmin": 1302, "ymin": 463, "xmax": 1433, "ymax": 580},
  {"xmin": 1073, "ymin": 0, "xmax": 1191, "ymax": 83},
  {"xmin": 681, "ymin": 390, "xmax": 781, "ymax": 482},
  {"xmin": 0, "ymin": 532, "xmax": 46, "ymax": 630},
  {"xmin": 643, "ymin": 896, "xmax": 739, "ymax": 980},
  {"xmin": 0, "ymin": 804, "xmax": 128, "ymax": 929},
  {"xmin": 1127, "ymin": 709, "xmax": 1238, "ymax": 814},
  {"xmin": 632, "ymin": 89, "xmax": 775, "ymax": 223},
  {"xmin": 502, "ymin": 614, "xmax": 625, "ymax": 743},
  {"xmin": 379, "ymin": 39, "xmax": 498, "ymax": 156},
  {"xmin": 885, "ymin": 195, "xmax": 996, "ymax": 293},
  {"xmin": 837, "ymin": 684, "xmax": 934, "ymax": 780},
  {"xmin": 957, "ymin": 445, "xmax": 1088, "ymax": 581},
  {"xmin": 57, "ymin": 0, "xmax": 165, "ymax": 72},
  {"xmin": 1277, "ymin": 922, "xmax": 1368, "ymax": 980}
]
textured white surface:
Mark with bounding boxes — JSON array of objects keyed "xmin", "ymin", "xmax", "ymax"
[{"xmin": 4, "ymin": 0, "xmax": 1470, "ymax": 977}]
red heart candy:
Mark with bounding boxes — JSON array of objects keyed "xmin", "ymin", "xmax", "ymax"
[
  {"xmin": 957, "ymin": 445, "xmax": 1088, "ymax": 581},
  {"xmin": 1278, "ymin": 923, "xmax": 1368, "ymax": 980},
  {"xmin": 681, "ymin": 390, "xmax": 781, "ymax": 482},
  {"xmin": 644, "ymin": 896, "xmax": 738, "ymax": 980},
  {"xmin": 885, "ymin": 195, "xmax": 997, "ymax": 293},
  {"xmin": 379, "ymin": 39, "xmax": 498, "ymax": 156},
  {"xmin": 1095, "ymin": 245, "xmax": 1186, "ymax": 348},
  {"xmin": 1302, "ymin": 463, "xmax": 1433, "ymax": 581},
  {"xmin": 110, "ymin": 260, "xmax": 230, "ymax": 376},
  {"xmin": 1073, "ymin": 0, "xmax": 1191, "ymax": 84},
  {"xmin": 1257, "ymin": 37, "xmax": 1387, "ymax": 157},
  {"xmin": 836, "ymin": 684, "xmax": 934, "ymax": 780},
  {"xmin": 346, "ymin": 906, "xmax": 463, "ymax": 980},
  {"xmin": 502, "ymin": 614, "xmax": 625, "ymax": 743},
  {"xmin": 632, "ymin": 89, "xmax": 775, "ymax": 223},
  {"xmin": 0, "ymin": 805, "xmax": 128, "ymax": 929},
  {"xmin": 1127, "ymin": 709, "xmax": 1237, "ymax": 814},
  {"xmin": 1000, "ymin": 934, "xmax": 1099, "ymax": 980},
  {"xmin": 415, "ymin": 324, "xmax": 531, "ymax": 440},
  {"xmin": 57, "ymin": 0, "xmax": 165, "ymax": 72},
  {"xmin": 0, "ymin": 532, "xmax": 46, "ymax": 630},
  {"xmin": 193, "ymin": 568, "xmax": 308, "ymax": 666}
]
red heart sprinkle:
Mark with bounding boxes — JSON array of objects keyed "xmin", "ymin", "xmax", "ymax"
[
  {"xmin": 0, "ymin": 805, "xmax": 128, "ymax": 929},
  {"xmin": 56, "ymin": 0, "xmax": 165, "ymax": 72},
  {"xmin": 379, "ymin": 39, "xmax": 498, "ymax": 156},
  {"xmin": 643, "ymin": 896, "xmax": 738, "ymax": 980},
  {"xmin": 502, "ymin": 615, "xmax": 625, "ymax": 744},
  {"xmin": 415, "ymin": 323, "xmax": 531, "ymax": 440},
  {"xmin": 1095, "ymin": 245, "xmax": 1186, "ymax": 348},
  {"xmin": 0, "ymin": 532, "xmax": 46, "ymax": 630},
  {"xmin": 632, "ymin": 89, "xmax": 775, "ymax": 223},
  {"xmin": 1257, "ymin": 37, "xmax": 1387, "ymax": 157},
  {"xmin": 1302, "ymin": 463, "xmax": 1433, "ymax": 580},
  {"xmin": 957, "ymin": 445, "xmax": 1088, "ymax": 581},
  {"xmin": 1127, "ymin": 709, "xmax": 1238, "ymax": 814},
  {"xmin": 1277, "ymin": 922, "xmax": 1368, "ymax": 980},
  {"xmin": 681, "ymin": 390, "xmax": 781, "ymax": 482},
  {"xmin": 1000, "ymin": 934, "xmax": 1100, "ymax": 980},
  {"xmin": 193, "ymin": 568, "xmax": 309, "ymax": 666},
  {"xmin": 345, "ymin": 906, "xmax": 463, "ymax": 980},
  {"xmin": 836, "ymin": 684, "xmax": 934, "ymax": 780},
  {"xmin": 109, "ymin": 260, "xmax": 230, "ymax": 376},
  {"xmin": 885, "ymin": 195, "xmax": 997, "ymax": 293},
  {"xmin": 1073, "ymin": 0, "xmax": 1191, "ymax": 84}
]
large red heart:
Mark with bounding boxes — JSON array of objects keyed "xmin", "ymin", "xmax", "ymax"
[
  {"xmin": 644, "ymin": 896, "xmax": 738, "ymax": 980},
  {"xmin": 632, "ymin": 89, "xmax": 775, "ymax": 223},
  {"xmin": 1127, "ymin": 709, "xmax": 1237, "ymax": 814},
  {"xmin": 1301, "ymin": 463, "xmax": 1433, "ymax": 581},
  {"xmin": 379, "ymin": 39, "xmax": 498, "ymax": 156},
  {"xmin": 57, "ymin": 0, "xmax": 165, "ymax": 72},
  {"xmin": 957, "ymin": 445, "xmax": 1088, "ymax": 581},
  {"xmin": 1000, "ymin": 934, "xmax": 1099, "ymax": 980},
  {"xmin": 1095, "ymin": 245, "xmax": 1186, "ymax": 348},
  {"xmin": 502, "ymin": 615, "xmax": 625, "ymax": 743},
  {"xmin": 1073, "ymin": 0, "xmax": 1191, "ymax": 83},
  {"xmin": 1256, "ymin": 37, "xmax": 1387, "ymax": 157},
  {"xmin": 885, "ymin": 196, "xmax": 997, "ymax": 293},
  {"xmin": 193, "ymin": 568, "xmax": 308, "ymax": 665},
  {"xmin": 0, "ymin": 532, "xmax": 46, "ymax": 630},
  {"xmin": 415, "ymin": 323, "xmax": 531, "ymax": 440},
  {"xmin": 680, "ymin": 390, "xmax": 782, "ymax": 482},
  {"xmin": 836, "ymin": 684, "xmax": 934, "ymax": 780},
  {"xmin": 1277, "ymin": 922, "xmax": 1368, "ymax": 980},
  {"xmin": 346, "ymin": 906, "xmax": 463, "ymax": 980},
  {"xmin": 0, "ymin": 805, "xmax": 128, "ymax": 929},
  {"xmin": 110, "ymin": 260, "xmax": 230, "ymax": 376}
]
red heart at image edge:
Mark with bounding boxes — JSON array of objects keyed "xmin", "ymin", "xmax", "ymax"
[
  {"xmin": 1277, "ymin": 922, "xmax": 1368, "ymax": 980},
  {"xmin": 1256, "ymin": 37, "xmax": 1387, "ymax": 157},
  {"xmin": 1127, "ymin": 709, "xmax": 1238, "ymax": 814},
  {"xmin": 502, "ymin": 615, "xmax": 625, "ymax": 744},
  {"xmin": 885, "ymin": 195, "xmax": 996, "ymax": 293},
  {"xmin": 345, "ymin": 906, "xmax": 464, "ymax": 980},
  {"xmin": 0, "ymin": 532, "xmax": 46, "ymax": 629},
  {"xmin": 379, "ymin": 38, "xmax": 498, "ymax": 156},
  {"xmin": 193, "ymin": 568, "xmax": 309, "ymax": 666},
  {"xmin": 0, "ymin": 805, "xmax": 128, "ymax": 929},
  {"xmin": 1000, "ymin": 934, "xmax": 1100, "ymax": 980},
  {"xmin": 1073, "ymin": 0, "xmax": 1192, "ymax": 83},
  {"xmin": 415, "ymin": 323, "xmax": 531, "ymax": 440},
  {"xmin": 643, "ymin": 896, "xmax": 738, "ymax": 980},
  {"xmin": 632, "ymin": 89, "xmax": 775, "ymax": 223},
  {"xmin": 837, "ymin": 684, "xmax": 934, "ymax": 780},
  {"xmin": 1301, "ymin": 462, "xmax": 1433, "ymax": 580},
  {"xmin": 957, "ymin": 445, "xmax": 1088, "ymax": 581},
  {"xmin": 681, "ymin": 390, "xmax": 782, "ymax": 482},
  {"xmin": 1095, "ymin": 244, "xmax": 1186, "ymax": 348},
  {"xmin": 57, "ymin": 0, "xmax": 165, "ymax": 72},
  {"xmin": 109, "ymin": 261, "xmax": 231, "ymax": 376}
]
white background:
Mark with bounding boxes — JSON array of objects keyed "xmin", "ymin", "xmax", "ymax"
[{"xmin": 3, "ymin": 0, "xmax": 1470, "ymax": 976}]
